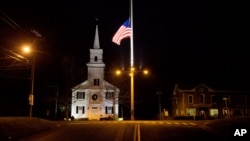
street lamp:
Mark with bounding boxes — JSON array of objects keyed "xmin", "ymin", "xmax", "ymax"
[
  {"xmin": 23, "ymin": 46, "xmax": 31, "ymax": 53},
  {"xmin": 116, "ymin": 67, "xmax": 148, "ymax": 120},
  {"xmin": 22, "ymin": 46, "xmax": 35, "ymax": 117}
]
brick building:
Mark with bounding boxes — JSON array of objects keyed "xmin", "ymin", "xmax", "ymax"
[{"xmin": 171, "ymin": 83, "xmax": 250, "ymax": 119}]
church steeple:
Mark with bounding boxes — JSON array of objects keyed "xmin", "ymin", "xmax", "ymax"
[
  {"xmin": 88, "ymin": 21, "xmax": 104, "ymax": 64},
  {"xmin": 87, "ymin": 20, "xmax": 105, "ymax": 80},
  {"xmin": 93, "ymin": 25, "xmax": 100, "ymax": 49},
  {"xmin": 93, "ymin": 18, "xmax": 100, "ymax": 49}
]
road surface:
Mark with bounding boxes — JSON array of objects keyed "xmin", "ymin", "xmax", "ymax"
[{"xmin": 19, "ymin": 120, "xmax": 232, "ymax": 141}]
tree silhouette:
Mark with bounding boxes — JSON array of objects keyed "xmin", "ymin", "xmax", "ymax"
[{"xmin": 60, "ymin": 53, "xmax": 86, "ymax": 120}]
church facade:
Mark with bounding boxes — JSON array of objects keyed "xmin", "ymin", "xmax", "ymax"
[{"xmin": 71, "ymin": 25, "xmax": 119, "ymax": 120}]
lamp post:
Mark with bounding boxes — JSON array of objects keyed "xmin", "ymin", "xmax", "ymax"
[
  {"xmin": 23, "ymin": 46, "xmax": 35, "ymax": 117},
  {"xmin": 130, "ymin": 67, "xmax": 135, "ymax": 120},
  {"xmin": 29, "ymin": 56, "xmax": 35, "ymax": 117},
  {"xmin": 116, "ymin": 68, "xmax": 148, "ymax": 120}
]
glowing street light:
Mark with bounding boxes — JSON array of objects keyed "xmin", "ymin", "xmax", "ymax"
[
  {"xmin": 115, "ymin": 70, "xmax": 121, "ymax": 75},
  {"xmin": 143, "ymin": 70, "xmax": 148, "ymax": 75},
  {"xmin": 22, "ymin": 46, "xmax": 31, "ymax": 53}
]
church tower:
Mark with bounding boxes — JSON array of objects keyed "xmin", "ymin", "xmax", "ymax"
[
  {"xmin": 86, "ymin": 25, "xmax": 105, "ymax": 88},
  {"xmin": 71, "ymin": 24, "xmax": 120, "ymax": 120}
]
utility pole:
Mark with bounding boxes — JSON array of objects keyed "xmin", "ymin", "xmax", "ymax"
[
  {"xmin": 49, "ymin": 85, "xmax": 59, "ymax": 119},
  {"xmin": 28, "ymin": 29, "xmax": 42, "ymax": 118},
  {"xmin": 29, "ymin": 56, "xmax": 35, "ymax": 117},
  {"xmin": 157, "ymin": 90, "xmax": 162, "ymax": 120}
]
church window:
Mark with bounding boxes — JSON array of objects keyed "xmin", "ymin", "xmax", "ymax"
[
  {"xmin": 76, "ymin": 92, "xmax": 85, "ymax": 99},
  {"xmin": 94, "ymin": 79, "xmax": 100, "ymax": 86},
  {"xmin": 105, "ymin": 106, "xmax": 113, "ymax": 114},
  {"xmin": 106, "ymin": 92, "xmax": 114, "ymax": 99},
  {"xmin": 76, "ymin": 106, "xmax": 85, "ymax": 114}
]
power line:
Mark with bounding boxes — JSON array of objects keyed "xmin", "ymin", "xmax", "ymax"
[
  {"xmin": 0, "ymin": 10, "xmax": 26, "ymax": 34},
  {"xmin": 0, "ymin": 10, "xmax": 42, "ymax": 39}
]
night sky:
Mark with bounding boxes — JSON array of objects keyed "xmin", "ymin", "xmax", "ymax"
[{"xmin": 1, "ymin": 0, "xmax": 250, "ymax": 119}]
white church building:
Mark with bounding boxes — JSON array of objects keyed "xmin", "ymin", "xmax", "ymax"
[{"xmin": 71, "ymin": 25, "xmax": 120, "ymax": 120}]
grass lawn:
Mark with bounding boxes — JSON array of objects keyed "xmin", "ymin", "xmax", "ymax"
[{"xmin": 0, "ymin": 117, "xmax": 59, "ymax": 140}]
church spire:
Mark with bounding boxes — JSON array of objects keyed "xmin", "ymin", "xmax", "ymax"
[{"xmin": 93, "ymin": 18, "xmax": 100, "ymax": 49}]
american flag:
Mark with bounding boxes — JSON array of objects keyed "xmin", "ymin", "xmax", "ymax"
[{"xmin": 112, "ymin": 19, "xmax": 132, "ymax": 45}]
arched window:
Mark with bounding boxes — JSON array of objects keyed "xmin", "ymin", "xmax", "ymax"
[{"xmin": 199, "ymin": 94, "xmax": 205, "ymax": 104}]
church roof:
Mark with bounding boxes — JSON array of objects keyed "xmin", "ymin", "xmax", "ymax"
[
  {"xmin": 72, "ymin": 80, "xmax": 119, "ymax": 92},
  {"xmin": 174, "ymin": 83, "xmax": 213, "ymax": 90}
]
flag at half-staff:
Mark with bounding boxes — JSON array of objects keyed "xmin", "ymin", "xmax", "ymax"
[{"xmin": 112, "ymin": 19, "xmax": 132, "ymax": 45}]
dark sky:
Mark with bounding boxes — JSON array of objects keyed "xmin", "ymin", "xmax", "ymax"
[{"xmin": 1, "ymin": 0, "xmax": 250, "ymax": 118}]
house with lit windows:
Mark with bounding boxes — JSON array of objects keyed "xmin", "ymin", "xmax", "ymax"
[
  {"xmin": 71, "ymin": 24, "xmax": 119, "ymax": 120},
  {"xmin": 171, "ymin": 83, "xmax": 250, "ymax": 119}
]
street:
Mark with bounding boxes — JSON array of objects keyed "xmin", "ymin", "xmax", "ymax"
[{"xmin": 19, "ymin": 120, "xmax": 228, "ymax": 141}]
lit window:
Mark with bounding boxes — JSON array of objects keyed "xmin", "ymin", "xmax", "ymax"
[
  {"xmin": 186, "ymin": 108, "xmax": 196, "ymax": 116},
  {"xmin": 210, "ymin": 109, "xmax": 218, "ymax": 117}
]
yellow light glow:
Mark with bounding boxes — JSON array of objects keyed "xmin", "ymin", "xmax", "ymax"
[
  {"xmin": 130, "ymin": 67, "xmax": 135, "ymax": 72},
  {"xmin": 23, "ymin": 46, "xmax": 31, "ymax": 54},
  {"xmin": 143, "ymin": 70, "xmax": 148, "ymax": 75},
  {"xmin": 116, "ymin": 70, "xmax": 121, "ymax": 75}
]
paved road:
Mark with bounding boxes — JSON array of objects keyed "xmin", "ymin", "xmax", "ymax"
[{"xmin": 20, "ymin": 120, "xmax": 229, "ymax": 141}]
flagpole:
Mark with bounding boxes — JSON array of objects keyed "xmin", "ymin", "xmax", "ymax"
[
  {"xmin": 130, "ymin": 0, "xmax": 134, "ymax": 67},
  {"xmin": 130, "ymin": 0, "xmax": 135, "ymax": 120}
]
